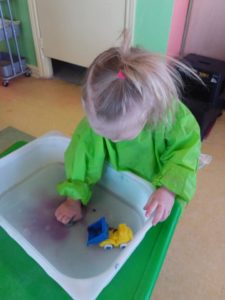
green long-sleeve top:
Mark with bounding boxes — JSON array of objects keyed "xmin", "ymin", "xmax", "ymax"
[{"xmin": 57, "ymin": 101, "xmax": 201, "ymax": 205}]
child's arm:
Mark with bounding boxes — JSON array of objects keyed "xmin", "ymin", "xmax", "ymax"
[
  {"xmin": 145, "ymin": 103, "xmax": 201, "ymax": 225},
  {"xmin": 56, "ymin": 119, "xmax": 106, "ymax": 223},
  {"xmin": 152, "ymin": 102, "xmax": 201, "ymax": 204},
  {"xmin": 144, "ymin": 187, "xmax": 175, "ymax": 225}
]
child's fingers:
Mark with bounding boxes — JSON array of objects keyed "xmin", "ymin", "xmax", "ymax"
[
  {"xmin": 144, "ymin": 199, "xmax": 158, "ymax": 217},
  {"xmin": 57, "ymin": 213, "xmax": 70, "ymax": 224},
  {"xmin": 61, "ymin": 215, "xmax": 71, "ymax": 224},
  {"xmin": 55, "ymin": 211, "xmax": 73, "ymax": 224},
  {"xmin": 160, "ymin": 210, "xmax": 169, "ymax": 222},
  {"xmin": 152, "ymin": 205, "xmax": 164, "ymax": 225},
  {"xmin": 55, "ymin": 211, "xmax": 63, "ymax": 222}
]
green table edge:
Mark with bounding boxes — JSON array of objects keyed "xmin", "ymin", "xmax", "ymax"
[{"xmin": 0, "ymin": 140, "xmax": 27, "ymax": 158}]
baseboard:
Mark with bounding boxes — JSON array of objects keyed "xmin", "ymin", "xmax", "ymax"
[{"xmin": 27, "ymin": 64, "xmax": 40, "ymax": 78}]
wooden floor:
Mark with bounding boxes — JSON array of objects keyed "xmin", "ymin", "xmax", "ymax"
[{"xmin": 1, "ymin": 76, "xmax": 225, "ymax": 300}]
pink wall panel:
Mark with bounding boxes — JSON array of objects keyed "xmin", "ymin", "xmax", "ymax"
[
  {"xmin": 184, "ymin": 0, "xmax": 225, "ymax": 61},
  {"xmin": 167, "ymin": 0, "xmax": 189, "ymax": 57}
]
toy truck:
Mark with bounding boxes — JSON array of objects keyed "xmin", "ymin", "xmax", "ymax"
[{"xmin": 87, "ymin": 217, "xmax": 133, "ymax": 250}]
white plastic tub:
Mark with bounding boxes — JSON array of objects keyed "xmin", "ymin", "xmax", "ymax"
[{"xmin": 0, "ymin": 133, "xmax": 155, "ymax": 300}]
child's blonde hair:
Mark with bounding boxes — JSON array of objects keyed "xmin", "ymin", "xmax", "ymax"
[{"xmin": 82, "ymin": 37, "xmax": 187, "ymax": 128}]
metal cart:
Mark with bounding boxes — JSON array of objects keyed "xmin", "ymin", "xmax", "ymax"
[{"xmin": 0, "ymin": 0, "xmax": 31, "ymax": 87}]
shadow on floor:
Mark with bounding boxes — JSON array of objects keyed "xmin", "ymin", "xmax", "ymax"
[{"xmin": 52, "ymin": 59, "xmax": 87, "ymax": 85}]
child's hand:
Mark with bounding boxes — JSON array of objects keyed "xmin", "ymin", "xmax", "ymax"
[
  {"xmin": 55, "ymin": 198, "xmax": 83, "ymax": 224},
  {"xmin": 144, "ymin": 187, "xmax": 175, "ymax": 226}
]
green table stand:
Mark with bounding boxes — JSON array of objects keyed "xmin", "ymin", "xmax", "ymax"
[{"xmin": 0, "ymin": 141, "xmax": 184, "ymax": 300}]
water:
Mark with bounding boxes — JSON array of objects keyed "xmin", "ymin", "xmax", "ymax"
[{"xmin": 0, "ymin": 163, "xmax": 144, "ymax": 278}]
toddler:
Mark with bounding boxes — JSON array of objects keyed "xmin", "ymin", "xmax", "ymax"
[{"xmin": 55, "ymin": 40, "xmax": 201, "ymax": 226}]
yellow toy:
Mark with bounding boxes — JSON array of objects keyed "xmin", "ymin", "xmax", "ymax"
[{"xmin": 99, "ymin": 224, "xmax": 133, "ymax": 250}]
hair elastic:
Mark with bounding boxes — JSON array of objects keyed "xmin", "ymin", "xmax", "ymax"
[{"xmin": 117, "ymin": 70, "xmax": 125, "ymax": 80}]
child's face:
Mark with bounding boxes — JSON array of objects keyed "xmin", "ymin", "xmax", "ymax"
[
  {"xmin": 87, "ymin": 107, "xmax": 147, "ymax": 142},
  {"xmin": 93, "ymin": 120, "xmax": 144, "ymax": 142}
]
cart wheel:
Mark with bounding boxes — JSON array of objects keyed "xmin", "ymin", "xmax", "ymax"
[
  {"xmin": 25, "ymin": 70, "xmax": 31, "ymax": 77},
  {"xmin": 2, "ymin": 81, "xmax": 9, "ymax": 87}
]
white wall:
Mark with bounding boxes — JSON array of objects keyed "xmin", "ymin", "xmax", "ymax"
[{"xmin": 184, "ymin": 0, "xmax": 225, "ymax": 61}]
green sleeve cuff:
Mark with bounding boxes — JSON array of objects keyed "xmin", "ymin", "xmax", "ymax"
[
  {"xmin": 57, "ymin": 180, "xmax": 92, "ymax": 205},
  {"xmin": 152, "ymin": 164, "xmax": 197, "ymax": 203}
]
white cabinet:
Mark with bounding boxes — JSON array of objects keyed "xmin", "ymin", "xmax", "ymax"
[{"xmin": 35, "ymin": 0, "xmax": 135, "ymax": 67}]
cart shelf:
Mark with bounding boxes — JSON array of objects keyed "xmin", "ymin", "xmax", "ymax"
[
  {"xmin": 0, "ymin": 0, "xmax": 31, "ymax": 86},
  {"xmin": 0, "ymin": 18, "xmax": 20, "ymax": 40}
]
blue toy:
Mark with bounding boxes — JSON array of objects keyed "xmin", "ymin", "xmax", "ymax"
[{"xmin": 87, "ymin": 217, "xmax": 109, "ymax": 246}]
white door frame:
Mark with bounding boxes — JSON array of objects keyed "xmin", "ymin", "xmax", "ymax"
[
  {"xmin": 27, "ymin": 0, "xmax": 53, "ymax": 78},
  {"xmin": 27, "ymin": 0, "xmax": 136, "ymax": 78}
]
